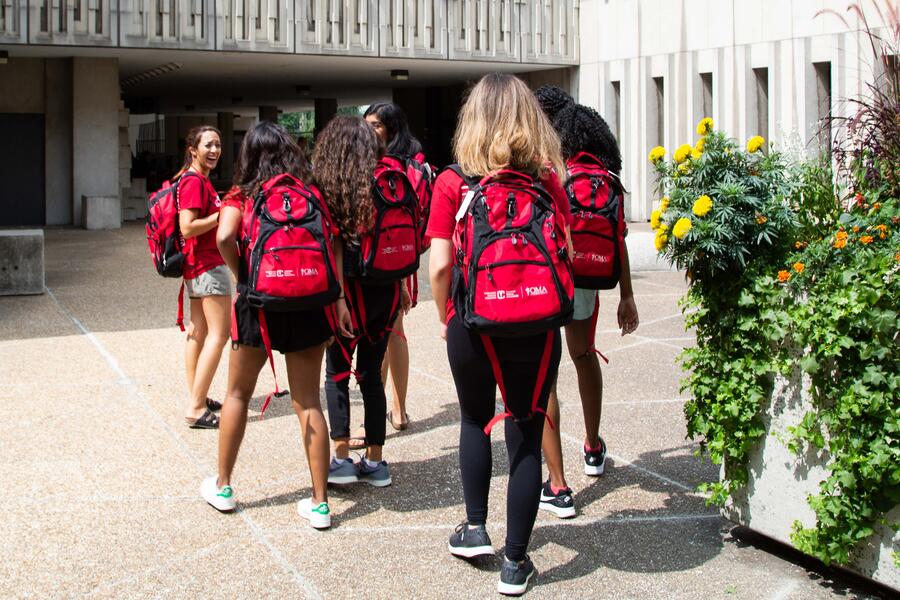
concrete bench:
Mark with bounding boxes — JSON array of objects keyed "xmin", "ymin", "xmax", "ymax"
[
  {"xmin": 0, "ymin": 229, "xmax": 44, "ymax": 296},
  {"xmin": 82, "ymin": 195, "xmax": 122, "ymax": 230}
]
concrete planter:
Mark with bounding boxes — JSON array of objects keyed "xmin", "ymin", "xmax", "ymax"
[
  {"xmin": 0, "ymin": 229, "xmax": 44, "ymax": 295},
  {"xmin": 82, "ymin": 195, "xmax": 121, "ymax": 230},
  {"xmin": 722, "ymin": 370, "xmax": 900, "ymax": 591}
]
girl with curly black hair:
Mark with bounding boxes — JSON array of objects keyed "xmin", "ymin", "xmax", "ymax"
[{"xmin": 534, "ymin": 96, "xmax": 640, "ymax": 520}]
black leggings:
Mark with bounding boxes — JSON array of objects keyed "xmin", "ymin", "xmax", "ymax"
[
  {"xmin": 325, "ymin": 280, "xmax": 399, "ymax": 447},
  {"xmin": 446, "ymin": 317, "xmax": 561, "ymax": 562}
]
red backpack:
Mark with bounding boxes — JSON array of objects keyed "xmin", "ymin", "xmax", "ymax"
[
  {"xmin": 146, "ymin": 172, "xmax": 199, "ymax": 279},
  {"xmin": 238, "ymin": 174, "xmax": 341, "ymax": 311},
  {"xmin": 406, "ymin": 151, "xmax": 434, "ymax": 252},
  {"xmin": 347, "ymin": 155, "xmax": 420, "ymax": 282},
  {"xmin": 449, "ymin": 166, "xmax": 574, "ymax": 434},
  {"xmin": 565, "ymin": 152, "xmax": 626, "ymax": 290}
]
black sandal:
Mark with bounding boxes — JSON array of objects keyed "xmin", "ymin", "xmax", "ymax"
[
  {"xmin": 187, "ymin": 409, "xmax": 220, "ymax": 429},
  {"xmin": 206, "ymin": 397, "xmax": 223, "ymax": 412}
]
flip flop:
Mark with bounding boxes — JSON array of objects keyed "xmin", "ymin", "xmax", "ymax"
[
  {"xmin": 206, "ymin": 397, "xmax": 223, "ymax": 412},
  {"xmin": 187, "ymin": 408, "xmax": 220, "ymax": 429},
  {"xmin": 348, "ymin": 436, "xmax": 368, "ymax": 450},
  {"xmin": 387, "ymin": 410, "xmax": 409, "ymax": 431}
]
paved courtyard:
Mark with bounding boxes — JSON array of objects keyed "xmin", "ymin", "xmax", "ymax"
[{"xmin": 0, "ymin": 224, "xmax": 887, "ymax": 599}]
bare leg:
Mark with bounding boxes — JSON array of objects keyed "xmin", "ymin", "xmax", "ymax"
[
  {"xmin": 285, "ymin": 344, "xmax": 330, "ymax": 505},
  {"xmin": 565, "ymin": 318, "xmax": 603, "ymax": 449},
  {"xmin": 541, "ymin": 380, "xmax": 567, "ymax": 489},
  {"xmin": 187, "ymin": 295, "xmax": 231, "ymax": 419},
  {"xmin": 218, "ymin": 344, "xmax": 267, "ymax": 487},
  {"xmin": 185, "ymin": 297, "xmax": 208, "ymax": 418},
  {"xmin": 384, "ymin": 313, "xmax": 409, "ymax": 425}
]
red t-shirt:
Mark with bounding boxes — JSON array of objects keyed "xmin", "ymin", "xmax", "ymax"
[
  {"xmin": 178, "ymin": 171, "xmax": 224, "ymax": 279},
  {"xmin": 425, "ymin": 168, "xmax": 572, "ymax": 322}
]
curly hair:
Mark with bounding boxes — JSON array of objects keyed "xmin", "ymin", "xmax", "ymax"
[
  {"xmin": 233, "ymin": 121, "xmax": 310, "ymax": 198},
  {"xmin": 311, "ymin": 116, "xmax": 383, "ymax": 244},
  {"xmin": 553, "ymin": 103, "xmax": 622, "ymax": 174},
  {"xmin": 534, "ymin": 85, "xmax": 575, "ymax": 122}
]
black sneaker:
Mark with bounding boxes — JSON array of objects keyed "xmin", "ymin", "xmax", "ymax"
[
  {"xmin": 448, "ymin": 521, "xmax": 493, "ymax": 558},
  {"xmin": 538, "ymin": 480, "xmax": 576, "ymax": 518},
  {"xmin": 584, "ymin": 436, "xmax": 607, "ymax": 476},
  {"xmin": 497, "ymin": 555, "xmax": 535, "ymax": 596}
]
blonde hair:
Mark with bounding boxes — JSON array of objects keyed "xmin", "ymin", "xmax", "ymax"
[{"xmin": 453, "ymin": 73, "xmax": 564, "ymax": 178}]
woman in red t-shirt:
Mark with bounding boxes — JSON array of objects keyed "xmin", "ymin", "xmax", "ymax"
[
  {"xmin": 426, "ymin": 73, "xmax": 572, "ymax": 596},
  {"xmin": 177, "ymin": 125, "xmax": 231, "ymax": 429}
]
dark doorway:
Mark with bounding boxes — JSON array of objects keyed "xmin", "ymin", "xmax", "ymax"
[{"xmin": 0, "ymin": 114, "xmax": 45, "ymax": 226}]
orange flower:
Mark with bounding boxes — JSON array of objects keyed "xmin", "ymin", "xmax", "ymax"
[
  {"xmin": 794, "ymin": 241, "xmax": 808, "ymax": 250},
  {"xmin": 873, "ymin": 203, "xmax": 882, "ymax": 210},
  {"xmin": 852, "ymin": 226, "xmax": 860, "ymax": 233},
  {"xmin": 792, "ymin": 262, "xmax": 805, "ymax": 274},
  {"xmin": 854, "ymin": 192, "xmax": 865, "ymax": 206},
  {"xmin": 875, "ymin": 224, "xmax": 888, "ymax": 233},
  {"xmin": 756, "ymin": 215, "xmax": 768, "ymax": 225},
  {"xmin": 835, "ymin": 231, "xmax": 849, "ymax": 241},
  {"xmin": 777, "ymin": 270, "xmax": 791, "ymax": 282},
  {"xmin": 834, "ymin": 239, "xmax": 847, "ymax": 249},
  {"xmin": 860, "ymin": 235, "xmax": 874, "ymax": 244},
  {"xmin": 895, "ymin": 251, "xmax": 900, "ymax": 261}
]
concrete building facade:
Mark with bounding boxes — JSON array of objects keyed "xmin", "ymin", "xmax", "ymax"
[{"xmin": 578, "ymin": 0, "xmax": 895, "ymax": 221}]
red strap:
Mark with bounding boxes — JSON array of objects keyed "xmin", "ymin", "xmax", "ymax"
[
  {"xmin": 324, "ymin": 303, "xmax": 359, "ymax": 383},
  {"xmin": 230, "ymin": 292, "xmax": 239, "ymax": 349},
  {"xmin": 587, "ymin": 293, "xmax": 610, "ymax": 364},
  {"xmin": 176, "ymin": 282, "xmax": 185, "ymax": 331},
  {"xmin": 481, "ymin": 331, "xmax": 556, "ymax": 435},
  {"xmin": 257, "ymin": 309, "xmax": 281, "ymax": 418}
]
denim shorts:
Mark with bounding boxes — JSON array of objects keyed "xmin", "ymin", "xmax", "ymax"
[
  {"xmin": 185, "ymin": 264, "xmax": 233, "ymax": 298},
  {"xmin": 572, "ymin": 287, "xmax": 598, "ymax": 321}
]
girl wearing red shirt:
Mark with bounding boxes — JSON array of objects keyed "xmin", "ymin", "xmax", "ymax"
[
  {"xmin": 177, "ymin": 125, "xmax": 231, "ymax": 430},
  {"xmin": 427, "ymin": 73, "xmax": 572, "ymax": 596}
]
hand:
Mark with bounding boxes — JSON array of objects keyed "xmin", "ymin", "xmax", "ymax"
[
  {"xmin": 400, "ymin": 284, "xmax": 412, "ymax": 315},
  {"xmin": 440, "ymin": 321, "xmax": 448, "ymax": 341},
  {"xmin": 617, "ymin": 296, "xmax": 639, "ymax": 336},
  {"xmin": 334, "ymin": 298, "xmax": 354, "ymax": 339}
]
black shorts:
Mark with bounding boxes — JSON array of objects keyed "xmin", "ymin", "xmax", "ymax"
[{"xmin": 231, "ymin": 293, "xmax": 332, "ymax": 354}]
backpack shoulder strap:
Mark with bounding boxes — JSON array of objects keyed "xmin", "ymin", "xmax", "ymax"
[{"xmin": 444, "ymin": 164, "xmax": 479, "ymax": 188}]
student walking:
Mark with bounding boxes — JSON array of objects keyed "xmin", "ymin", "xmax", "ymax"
[
  {"xmin": 320, "ymin": 116, "xmax": 414, "ymax": 488},
  {"xmin": 363, "ymin": 102, "xmax": 432, "ymax": 434},
  {"xmin": 201, "ymin": 121, "xmax": 352, "ymax": 529},
  {"xmin": 428, "ymin": 74, "xmax": 575, "ymax": 596},
  {"xmin": 533, "ymin": 87, "xmax": 639, "ymax": 518},
  {"xmin": 178, "ymin": 125, "xmax": 232, "ymax": 430}
]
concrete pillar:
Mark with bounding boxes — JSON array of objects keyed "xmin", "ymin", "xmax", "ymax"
[
  {"xmin": 314, "ymin": 98, "xmax": 338, "ymax": 138},
  {"xmin": 44, "ymin": 58, "xmax": 73, "ymax": 225},
  {"xmin": 259, "ymin": 105, "xmax": 279, "ymax": 123},
  {"xmin": 72, "ymin": 57, "xmax": 120, "ymax": 225},
  {"xmin": 217, "ymin": 112, "xmax": 235, "ymax": 180}
]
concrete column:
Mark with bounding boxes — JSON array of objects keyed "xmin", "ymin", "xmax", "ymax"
[
  {"xmin": 72, "ymin": 57, "xmax": 120, "ymax": 225},
  {"xmin": 314, "ymin": 98, "xmax": 338, "ymax": 138},
  {"xmin": 217, "ymin": 112, "xmax": 234, "ymax": 180},
  {"xmin": 259, "ymin": 105, "xmax": 279, "ymax": 123},
  {"xmin": 44, "ymin": 58, "xmax": 73, "ymax": 225}
]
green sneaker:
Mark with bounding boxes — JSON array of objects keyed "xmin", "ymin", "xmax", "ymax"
[
  {"xmin": 297, "ymin": 497, "xmax": 331, "ymax": 529},
  {"xmin": 201, "ymin": 476, "xmax": 236, "ymax": 512}
]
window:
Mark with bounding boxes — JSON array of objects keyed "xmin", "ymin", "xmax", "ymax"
[
  {"xmin": 611, "ymin": 81, "xmax": 621, "ymax": 142},
  {"xmin": 653, "ymin": 77, "xmax": 665, "ymax": 149},
  {"xmin": 814, "ymin": 62, "xmax": 832, "ymax": 152},
  {"xmin": 700, "ymin": 72, "xmax": 713, "ymax": 120}
]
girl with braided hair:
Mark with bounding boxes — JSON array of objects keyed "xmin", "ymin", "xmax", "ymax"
[{"xmin": 534, "ymin": 94, "xmax": 639, "ymax": 519}]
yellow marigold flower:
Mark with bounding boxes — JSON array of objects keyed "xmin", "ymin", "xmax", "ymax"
[
  {"xmin": 673, "ymin": 217, "xmax": 693, "ymax": 239},
  {"xmin": 695, "ymin": 137, "xmax": 706, "ymax": 153},
  {"xmin": 650, "ymin": 209, "xmax": 662, "ymax": 230},
  {"xmin": 648, "ymin": 146, "xmax": 666, "ymax": 164},
  {"xmin": 697, "ymin": 118, "xmax": 714, "ymax": 136},
  {"xmin": 860, "ymin": 235, "xmax": 874, "ymax": 244},
  {"xmin": 747, "ymin": 135, "xmax": 765, "ymax": 153},
  {"xmin": 874, "ymin": 203, "xmax": 882, "ymax": 210},
  {"xmin": 660, "ymin": 197, "xmax": 670, "ymax": 213},
  {"xmin": 678, "ymin": 163, "xmax": 690, "ymax": 175},
  {"xmin": 692, "ymin": 195, "xmax": 713, "ymax": 217},
  {"xmin": 654, "ymin": 232, "xmax": 668, "ymax": 251},
  {"xmin": 658, "ymin": 223, "xmax": 669, "ymax": 233},
  {"xmin": 777, "ymin": 270, "xmax": 791, "ymax": 283},
  {"xmin": 792, "ymin": 262, "xmax": 805, "ymax": 274},
  {"xmin": 756, "ymin": 215, "xmax": 768, "ymax": 225},
  {"xmin": 674, "ymin": 144, "xmax": 693, "ymax": 164},
  {"xmin": 794, "ymin": 241, "xmax": 808, "ymax": 250},
  {"xmin": 691, "ymin": 148, "xmax": 703, "ymax": 161}
]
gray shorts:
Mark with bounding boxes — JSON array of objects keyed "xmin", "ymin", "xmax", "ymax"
[
  {"xmin": 572, "ymin": 287, "xmax": 598, "ymax": 321},
  {"xmin": 185, "ymin": 264, "xmax": 233, "ymax": 298}
]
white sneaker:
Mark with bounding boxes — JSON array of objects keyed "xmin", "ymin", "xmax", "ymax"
[
  {"xmin": 297, "ymin": 497, "xmax": 332, "ymax": 529},
  {"xmin": 201, "ymin": 476, "xmax": 236, "ymax": 512}
]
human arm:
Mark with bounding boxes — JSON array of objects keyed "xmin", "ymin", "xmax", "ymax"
[
  {"xmin": 178, "ymin": 176, "xmax": 219, "ymax": 239},
  {"xmin": 429, "ymin": 239, "xmax": 453, "ymax": 340},
  {"xmin": 180, "ymin": 209, "xmax": 219, "ymax": 239},
  {"xmin": 215, "ymin": 205, "xmax": 242, "ymax": 280},
  {"xmin": 617, "ymin": 242, "xmax": 639, "ymax": 336},
  {"xmin": 331, "ymin": 239, "xmax": 354, "ymax": 338}
]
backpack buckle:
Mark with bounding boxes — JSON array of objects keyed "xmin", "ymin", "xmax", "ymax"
[{"xmin": 282, "ymin": 192, "xmax": 291, "ymax": 215}]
